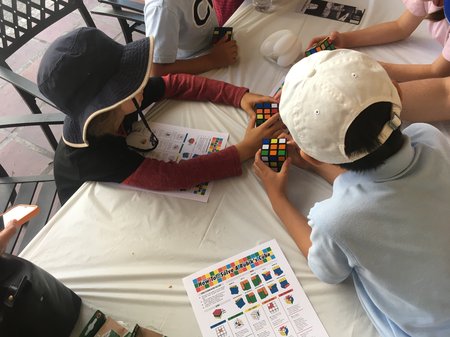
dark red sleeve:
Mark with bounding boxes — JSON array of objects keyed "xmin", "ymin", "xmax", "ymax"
[
  {"xmin": 121, "ymin": 146, "xmax": 242, "ymax": 191},
  {"xmin": 161, "ymin": 73, "xmax": 249, "ymax": 108}
]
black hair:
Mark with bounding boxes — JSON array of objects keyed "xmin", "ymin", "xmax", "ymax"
[
  {"xmin": 339, "ymin": 102, "xmax": 404, "ymax": 171},
  {"xmin": 425, "ymin": 8, "xmax": 445, "ymax": 22}
]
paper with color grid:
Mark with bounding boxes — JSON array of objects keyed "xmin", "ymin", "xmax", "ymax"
[
  {"xmin": 183, "ymin": 239, "xmax": 330, "ymax": 337},
  {"xmin": 146, "ymin": 122, "xmax": 229, "ymax": 203}
]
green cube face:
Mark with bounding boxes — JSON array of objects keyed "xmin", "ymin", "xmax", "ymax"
[{"xmin": 261, "ymin": 138, "xmax": 288, "ymax": 172}]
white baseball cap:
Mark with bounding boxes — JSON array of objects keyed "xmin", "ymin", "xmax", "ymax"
[{"xmin": 279, "ymin": 49, "xmax": 402, "ymax": 164}]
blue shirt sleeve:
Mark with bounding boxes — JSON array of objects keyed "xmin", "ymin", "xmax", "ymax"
[{"xmin": 307, "ymin": 207, "xmax": 353, "ymax": 284}]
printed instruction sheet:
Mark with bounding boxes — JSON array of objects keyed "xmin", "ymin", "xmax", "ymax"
[
  {"xmin": 146, "ymin": 122, "xmax": 229, "ymax": 202},
  {"xmin": 183, "ymin": 240, "xmax": 330, "ymax": 337},
  {"xmin": 298, "ymin": 0, "xmax": 366, "ymax": 25}
]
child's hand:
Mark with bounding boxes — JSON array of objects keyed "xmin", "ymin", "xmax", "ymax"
[
  {"xmin": 306, "ymin": 31, "xmax": 343, "ymax": 49},
  {"xmin": 273, "ymin": 88, "xmax": 282, "ymax": 102},
  {"xmin": 279, "ymin": 133, "xmax": 311, "ymax": 170},
  {"xmin": 235, "ymin": 114, "xmax": 284, "ymax": 161},
  {"xmin": 0, "ymin": 220, "xmax": 18, "ymax": 255},
  {"xmin": 210, "ymin": 37, "xmax": 238, "ymax": 68},
  {"xmin": 240, "ymin": 92, "xmax": 278, "ymax": 117},
  {"xmin": 253, "ymin": 149, "xmax": 291, "ymax": 199}
]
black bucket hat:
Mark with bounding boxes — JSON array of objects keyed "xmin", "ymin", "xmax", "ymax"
[{"xmin": 37, "ymin": 27, "xmax": 154, "ymax": 147}]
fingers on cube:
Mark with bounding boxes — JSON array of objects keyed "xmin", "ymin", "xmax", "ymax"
[
  {"xmin": 260, "ymin": 138, "xmax": 287, "ymax": 172},
  {"xmin": 212, "ymin": 27, "xmax": 233, "ymax": 43},
  {"xmin": 255, "ymin": 102, "xmax": 279, "ymax": 127},
  {"xmin": 305, "ymin": 37, "xmax": 335, "ymax": 56}
]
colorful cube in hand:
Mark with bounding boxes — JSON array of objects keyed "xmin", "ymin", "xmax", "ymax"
[
  {"xmin": 212, "ymin": 27, "xmax": 233, "ymax": 44},
  {"xmin": 261, "ymin": 138, "xmax": 287, "ymax": 172},
  {"xmin": 305, "ymin": 37, "xmax": 336, "ymax": 57},
  {"xmin": 255, "ymin": 102, "xmax": 278, "ymax": 127}
]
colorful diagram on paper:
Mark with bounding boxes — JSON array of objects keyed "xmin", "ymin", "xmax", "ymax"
[
  {"xmin": 193, "ymin": 247, "xmax": 276, "ymax": 292},
  {"xmin": 208, "ymin": 137, "xmax": 224, "ymax": 153}
]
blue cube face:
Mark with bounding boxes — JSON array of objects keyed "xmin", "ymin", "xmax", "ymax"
[
  {"xmin": 255, "ymin": 102, "xmax": 279, "ymax": 127},
  {"xmin": 212, "ymin": 27, "xmax": 233, "ymax": 43},
  {"xmin": 260, "ymin": 138, "xmax": 287, "ymax": 172}
]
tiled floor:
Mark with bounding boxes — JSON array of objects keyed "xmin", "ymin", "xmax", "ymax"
[{"xmin": 0, "ymin": 0, "xmax": 141, "ymax": 177}]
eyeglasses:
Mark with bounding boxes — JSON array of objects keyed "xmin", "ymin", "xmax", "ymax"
[{"xmin": 132, "ymin": 98, "xmax": 159, "ymax": 151}]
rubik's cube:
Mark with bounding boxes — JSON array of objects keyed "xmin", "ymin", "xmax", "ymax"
[
  {"xmin": 230, "ymin": 285, "xmax": 239, "ymax": 295},
  {"xmin": 212, "ymin": 27, "xmax": 233, "ymax": 44},
  {"xmin": 268, "ymin": 283, "xmax": 278, "ymax": 294},
  {"xmin": 305, "ymin": 36, "xmax": 336, "ymax": 57},
  {"xmin": 213, "ymin": 308, "xmax": 224, "ymax": 318},
  {"xmin": 240, "ymin": 279, "xmax": 251, "ymax": 291},
  {"xmin": 273, "ymin": 265, "xmax": 283, "ymax": 276},
  {"xmin": 235, "ymin": 297, "xmax": 245, "ymax": 308},
  {"xmin": 262, "ymin": 271, "xmax": 272, "ymax": 281},
  {"xmin": 255, "ymin": 102, "xmax": 278, "ymax": 127},
  {"xmin": 261, "ymin": 138, "xmax": 287, "ymax": 172},
  {"xmin": 251, "ymin": 275, "xmax": 262, "ymax": 287},
  {"xmin": 257, "ymin": 287, "xmax": 268, "ymax": 300},
  {"xmin": 246, "ymin": 292, "xmax": 257, "ymax": 304}
]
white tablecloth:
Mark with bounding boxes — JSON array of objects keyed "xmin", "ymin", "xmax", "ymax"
[{"xmin": 20, "ymin": 1, "xmax": 441, "ymax": 336}]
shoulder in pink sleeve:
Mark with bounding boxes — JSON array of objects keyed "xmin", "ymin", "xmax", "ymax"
[
  {"xmin": 442, "ymin": 30, "xmax": 450, "ymax": 61},
  {"xmin": 401, "ymin": 0, "xmax": 429, "ymax": 17}
]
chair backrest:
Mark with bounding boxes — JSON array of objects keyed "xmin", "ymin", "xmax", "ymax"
[
  {"xmin": 91, "ymin": 0, "xmax": 144, "ymax": 43},
  {"xmin": 0, "ymin": 173, "xmax": 59, "ymax": 255},
  {"xmin": 0, "ymin": 0, "xmax": 96, "ymax": 151},
  {"xmin": 0, "ymin": 0, "xmax": 96, "ymax": 61}
]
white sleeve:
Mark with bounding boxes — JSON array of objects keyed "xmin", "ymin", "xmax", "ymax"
[
  {"xmin": 401, "ymin": 0, "xmax": 428, "ymax": 17},
  {"xmin": 144, "ymin": 3, "xmax": 180, "ymax": 63}
]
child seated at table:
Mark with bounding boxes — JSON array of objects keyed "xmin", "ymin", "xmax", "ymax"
[
  {"xmin": 144, "ymin": 0, "xmax": 238, "ymax": 76},
  {"xmin": 37, "ymin": 27, "xmax": 282, "ymax": 205},
  {"xmin": 254, "ymin": 49, "xmax": 450, "ymax": 336},
  {"xmin": 307, "ymin": 0, "xmax": 450, "ymax": 82}
]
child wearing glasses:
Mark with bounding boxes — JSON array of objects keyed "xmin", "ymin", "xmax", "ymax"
[{"xmin": 38, "ymin": 27, "xmax": 282, "ymax": 204}]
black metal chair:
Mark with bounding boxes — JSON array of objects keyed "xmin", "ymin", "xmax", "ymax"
[
  {"xmin": 91, "ymin": 0, "xmax": 144, "ymax": 43},
  {"xmin": 0, "ymin": 0, "xmax": 96, "ymax": 151},
  {"xmin": 0, "ymin": 165, "xmax": 58, "ymax": 255}
]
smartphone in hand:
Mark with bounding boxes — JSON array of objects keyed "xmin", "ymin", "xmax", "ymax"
[{"xmin": 1, "ymin": 204, "xmax": 40, "ymax": 228}]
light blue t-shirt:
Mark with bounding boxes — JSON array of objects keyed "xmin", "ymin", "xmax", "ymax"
[
  {"xmin": 144, "ymin": 0, "xmax": 218, "ymax": 63},
  {"xmin": 307, "ymin": 124, "xmax": 450, "ymax": 337}
]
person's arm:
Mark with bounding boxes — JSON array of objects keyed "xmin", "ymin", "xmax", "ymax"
[
  {"xmin": 253, "ymin": 141, "xmax": 345, "ymax": 257},
  {"xmin": 0, "ymin": 221, "xmax": 17, "ymax": 254},
  {"xmin": 282, "ymin": 133, "xmax": 345, "ymax": 184},
  {"xmin": 123, "ymin": 146, "xmax": 242, "ymax": 190},
  {"xmin": 162, "ymin": 73, "xmax": 247, "ymax": 106},
  {"xmin": 144, "ymin": 3, "xmax": 238, "ymax": 76},
  {"xmin": 307, "ymin": 9, "xmax": 423, "ymax": 49},
  {"xmin": 253, "ymin": 155, "xmax": 312, "ymax": 258},
  {"xmin": 161, "ymin": 73, "xmax": 277, "ymax": 116},
  {"xmin": 340, "ymin": 10, "xmax": 422, "ymax": 48},
  {"xmin": 400, "ymin": 76, "xmax": 450, "ymax": 121},
  {"xmin": 150, "ymin": 38, "xmax": 239, "ymax": 76},
  {"xmin": 380, "ymin": 54, "xmax": 450, "ymax": 82},
  {"xmin": 122, "ymin": 114, "xmax": 284, "ymax": 190}
]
